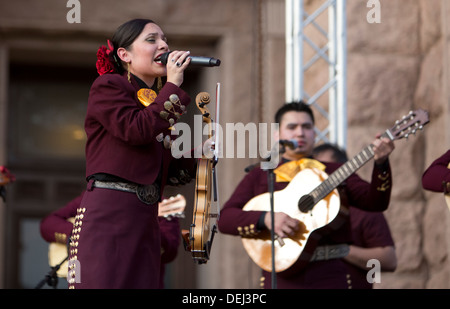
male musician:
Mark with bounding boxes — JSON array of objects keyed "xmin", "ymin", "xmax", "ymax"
[
  {"xmin": 312, "ymin": 143, "xmax": 397, "ymax": 289},
  {"xmin": 40, "ymin": 192, "xmax": 182, "ymax": 288},
  {"xmin": 422, "ymin": 149, "xmax": 450, "ymax": 193},
  {"xmin": 217, "ymin": 101, "xmax": 395, "ymax": 288}
]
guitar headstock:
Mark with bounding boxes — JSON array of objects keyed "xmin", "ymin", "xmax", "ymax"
[
  {"xmin": 158, "ymin": 194, "xmax": 186, "ymax": 220},
  {"xmin": 388, "ymin": 109, "xmax": 429, "ymax": 141}
]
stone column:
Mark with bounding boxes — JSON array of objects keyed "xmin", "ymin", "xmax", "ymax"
[{"xmin": 443, "ymin": 0, "xmax": 450, "ymax": 147}]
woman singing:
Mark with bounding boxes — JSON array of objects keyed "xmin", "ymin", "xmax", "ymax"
[{"xmin": 68, "ymin": 19, "xmax": 195, "ymax": 289}]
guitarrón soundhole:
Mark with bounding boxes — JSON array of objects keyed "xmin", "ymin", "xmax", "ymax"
[{"xmin": 298, "ymin": 194, "xmax": 314, "ymax": 213}]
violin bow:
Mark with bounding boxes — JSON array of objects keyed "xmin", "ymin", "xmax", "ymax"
[{"xmin": 212, "ymin": 83, "xmax": 221, "ymax": 217}]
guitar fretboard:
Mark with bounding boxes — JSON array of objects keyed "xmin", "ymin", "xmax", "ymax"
[
  {"xmin": 308, "ymin": 131, "xmax": 391, "ymax": 208},
  {"xmin": 310, "ymin": 146, "xmax": 374, "ymax": 204}
]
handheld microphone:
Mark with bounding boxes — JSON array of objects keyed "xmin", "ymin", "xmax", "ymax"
[
  {"xmin": 279, "ymin": 140, "xmax": 299, "ymax": 149},
  {"xmin": 160, "ymin": 51, "xmax": 221, "ymax": 67}
]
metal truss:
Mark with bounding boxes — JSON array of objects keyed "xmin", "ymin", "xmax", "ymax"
[{"xmin": 285, "ymin": 0, "xmax": 347, "ymax": 148}]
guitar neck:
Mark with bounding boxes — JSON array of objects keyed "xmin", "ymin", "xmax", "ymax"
[{"xmin": 310, "ymin": 131, "xmax": 391, "ymax": 204}]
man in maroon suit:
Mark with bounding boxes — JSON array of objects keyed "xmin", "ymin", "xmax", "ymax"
[
  {"xmin": 312, "ymin": 143, "xmax": 397, "ymax": 289},
  {"xmin": 422, "ymin": 149, "xmax": 450, "ymax": 193},
  {"xmin": 218, "ymin": 102, "xmax": 395, "ymax": 289}
]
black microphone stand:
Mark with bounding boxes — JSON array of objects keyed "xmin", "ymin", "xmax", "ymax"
[
  {"xmin": 34, "ymin": 256, "xmax": 68, "ymax": 289},
  {"xmin": 260, "ymin": 142, "xmax": 286, "ymax": 289},
  {"xmin": 267, "ymin": 168, "xmax": 277, "ymax": 289}
]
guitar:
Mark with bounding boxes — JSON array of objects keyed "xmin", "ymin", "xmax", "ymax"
[
  {"xmin": 242, "ymin": 109, "xmax": 430, "ymax": 275},
  {"xmin": 48, "ymin": 217, "xmax": 75, "ymax": 278},
  {"xmin": 183, "ymin": 87, "xmax": 220, "ymax": 264},
  {"xmin": 48, "ymin": 195, "xmax": 186, "ymax": 278}
]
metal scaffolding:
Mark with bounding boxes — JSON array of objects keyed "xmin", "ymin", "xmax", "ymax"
[{"xmin": 285, "ymin": 0, "xmax": 347, "ymax": 148}]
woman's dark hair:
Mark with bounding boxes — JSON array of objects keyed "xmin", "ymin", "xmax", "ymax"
[
  {"xmin": 110, "ymin": 18, "xmax": 155, "ymax": 73},
  {"xmin": 274, "ymin": 101, "xmax": 315, "ymax": 125}
]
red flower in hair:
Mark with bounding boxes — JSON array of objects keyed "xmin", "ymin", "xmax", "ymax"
[
  {"xmin": 0, "ymin": 166, "xmax": 15, "ymax": 185},
  {"xmin": 96, "ymin": 40, "xmax": 116, "ymax": 75}
]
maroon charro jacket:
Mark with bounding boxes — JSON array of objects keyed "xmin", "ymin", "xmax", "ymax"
[
  {"xmin": 40, "ymin": 195, "xmax": 82, "ymax": 244},
  {"xmin": 422, "ymin": 149, "xmax": 450, "ymax": 193},
  {"xmin": 344, "ymin": 207, "xmax": 395, "ymax": 289},
  {"xmin": 85, "ymin": 72, "xmax": 193, "ymax": 193},
  {"xmin": 217, "ymin": 160, "xmax": 392, "ymax": 288}
]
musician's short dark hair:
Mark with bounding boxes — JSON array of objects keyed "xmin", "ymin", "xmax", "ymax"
[
  {"xmin": 274, "ymin": 101, "xmax": 315, "ymax": 125},
  {"xmin": 312, "ymin": 143, "xmax": 348, "ymax": 163}
]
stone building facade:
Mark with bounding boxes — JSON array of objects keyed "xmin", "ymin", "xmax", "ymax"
[
  {"xmin": 345, "ymin": 0, "xmax": 449, "ymax": 289},
  {"xmin": 0, "ymin": 0, "xmax": 448, "ymax": 289}
]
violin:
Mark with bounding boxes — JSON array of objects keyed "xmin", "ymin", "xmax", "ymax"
[{"xmin": 183, "ymin": 90, "xmax": 220, "ymax": 264}]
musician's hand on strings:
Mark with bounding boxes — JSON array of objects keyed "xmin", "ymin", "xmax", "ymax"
[
  {"xmin": 372, "ymin": 134, "xmax": 395, "ymax": 165},
  {"xmin": 264, "ymin": 212, "xmax": 299, "ymax": 238}
]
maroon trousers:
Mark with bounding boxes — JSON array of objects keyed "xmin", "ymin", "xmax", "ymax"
[{"xmin": 69, "ymin": 181, "xmax": 161, "ymax": 289}]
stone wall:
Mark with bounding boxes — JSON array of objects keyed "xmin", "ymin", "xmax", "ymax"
[{"xmin": 344, "ymin": 0, "xmax": 449, "ymax": 288}]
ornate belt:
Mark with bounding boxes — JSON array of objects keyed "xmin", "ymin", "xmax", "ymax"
[
  {"xmin": 310, "ymin": 244, "xmax": 350, "ymax": 262},
  {"xmin": 92, "ymin": 180, "xmax": 160, "ymax": 205}
]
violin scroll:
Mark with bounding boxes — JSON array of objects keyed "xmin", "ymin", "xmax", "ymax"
[{"xmin": 196, "ymin": 92, "xmax": 211, "ymax": 119}]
